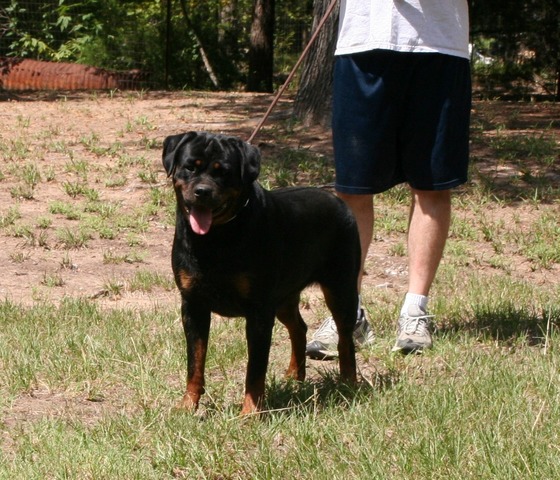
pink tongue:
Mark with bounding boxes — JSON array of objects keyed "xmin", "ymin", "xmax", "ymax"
[{"xmin": 189, "ymin": 206, "xmax": 213, "ymax": 235}]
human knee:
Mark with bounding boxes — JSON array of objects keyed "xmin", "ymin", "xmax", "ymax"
[
  {"xmin": 337, "ymin": 192, "xmax": 373, "ymax": 210},
  {"xmin": 411, "ymin": 188, "xmax": 451, "ymax": 207}
]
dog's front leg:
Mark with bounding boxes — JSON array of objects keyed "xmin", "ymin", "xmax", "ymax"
[
  {"xmin": 179, "ymin": 297, "xmax": 211, "ymax": 412},
  {"xmin": 241, "ymin": 309, "xmax": 275, "ymax": 415}
]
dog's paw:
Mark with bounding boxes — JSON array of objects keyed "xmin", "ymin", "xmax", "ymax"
[{"xmin": 175, "ymin": 393, "xmax": 199, "ymax": 413}]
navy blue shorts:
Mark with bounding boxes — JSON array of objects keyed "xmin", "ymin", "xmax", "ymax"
[{"xmin": 332, "ymin": 50, "xmax": 471, "ymax": 194}]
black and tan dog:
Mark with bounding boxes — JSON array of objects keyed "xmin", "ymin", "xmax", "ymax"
[{"xmin": 163, "ymin": 131, "xmax": 360, "ymax": 414}]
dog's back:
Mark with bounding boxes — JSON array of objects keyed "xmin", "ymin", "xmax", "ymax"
[{"xmin": 262, "ymin": 185, "xmax": 361, "ymax": 300}]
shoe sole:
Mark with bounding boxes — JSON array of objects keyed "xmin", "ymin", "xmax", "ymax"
[
  {"xmin": 306, "ymin": 350, "xmax": 338, "ymax": 361},
  {"xmin": 391, "ymin": 344, "xmax": 430, "ymax": 355}
]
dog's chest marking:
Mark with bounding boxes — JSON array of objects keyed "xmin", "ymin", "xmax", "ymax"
[
  {"xmin": 233, "ymin": 273, "xmax": 252, "ymax": 298},
  {"xmin": 177, "ymin": 267, "xmax": 251, "ymax": 300},
  {"xmin": 177, "ymin": 270, "xmax": 196, "ymax": 292}
]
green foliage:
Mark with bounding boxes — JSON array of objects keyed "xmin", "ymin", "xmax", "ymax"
[
  {"xmin": 470, "ymin": 0, "xmax": 560, "ymax": 97},
  {"xmin": 5, "ymin": 0, "xmax": 555, "ymax": 94},
  {"xmin": 4, "ymin": 0, "xmax": 102, "ymax": 61},
  {"xmin": 1, "ymin": 0, "xmax": 313, "ymax": 89}
]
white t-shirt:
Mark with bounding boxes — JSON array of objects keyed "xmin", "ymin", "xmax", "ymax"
[{"xmin": 335, "ymin": 0, "xmax": 470, "ymax": 59}]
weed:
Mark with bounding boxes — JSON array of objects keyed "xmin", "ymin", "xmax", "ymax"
[
  {"xmin": 60, "ymin": 253, "xmax": 76, "ymax": 270},
  {"xmin": 105, "ymin": 176, "xmax": 127, "ymax": 188},
  {"xmin": 42, "ymin": 272, "xmax": 65, "ymax": 287},
  {"xmin": 261, "ymin": 148, "xmax": 334, "ymax": 188},
  {"xmin": 0, "ymin": 206, "xmax": 21, "ymax": 228},
  {"xmin": 64, "ymin": 158, "xmax": 90, "ymax": 178},
  {"xmin": 62, "ymin": 181, "xmax": 87, "ymax": 198},
  {"xmin": 56, "ymin": 227, "xmax": 92, "ymax": 249},
  {"xmin": 103, "ymin": 250, "xmax": 145, "ymax": 264},
  {"xmin": 9, "ymin": 251, "xmax": 30, "ymax": 263},
  {"xmin": 11, "ymin": 224, "xmax": 35, "ymax": 246},
  {"xmin": 49, "ymin": 201, "xmax": 82, "ymax": 220},
  {"xmin": 134, "ymin": 115, "xmax": 156, "ymax": 130},
  {"xmin": 9, "ymin": 162, "xmax": 41, "ymax": 199},
  {"xmin": 36, "ymin": 217, "xmax": 53, "ymax": 229},
  {"xmin": 21, "ymin": 162, "xmax": 41, "ymax": 186},
  {"xmin": 102, "ymin": 279, "xmax": 125, "ymax": 296},
  {"xmin": 98, "ymin": 226, "xmax": 116, "ymax": 240},
  {"xmin": 9, "ymin": 184, "xmax": 35, "ymax": 200},
  {"xmin": 138, "ymin": 170, "xmax": 158, "ymax": 184},
  {"xmin": 16, "ymin": 114, "xmax": 31, "ymax": 129},
  {"xmin": 125, "ymin": 233, "xmax": 144, "ymax": 247},
  {"xmin": 44, "ymin": 166, "xmax": 56, "ymax": 182},
  {"xmin": 36, "ymin": 230, "xmax": 49, "ymax": 248},
  {"xmin": 2, "ymin": 138, "xmax": 29, "ymax": 160},
  {"xmin": 389, "ymin": 241, "xmax": 406, "ymax": 257},
  {"xmin": 128, "ymin": 270, "xmax": 174, "ymax": 292},
  {"xmin": 84, "ymin": 201, "xmax": 119, "ymax": 219}
]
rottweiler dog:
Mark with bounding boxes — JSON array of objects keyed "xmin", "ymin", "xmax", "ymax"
[{"xmin": 163, "ymin": 131, "xmax": 360, "ymax": 414}]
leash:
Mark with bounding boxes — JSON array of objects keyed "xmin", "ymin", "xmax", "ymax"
[{"xmin": 247, "ymin": 0, "xmax": 339, "ymax": 145}]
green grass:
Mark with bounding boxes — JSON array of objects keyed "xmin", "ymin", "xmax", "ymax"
[
  {"xmin": 1, "ymin": 297, "xmax": 559, "ymax": 478},
  {"xmin": 1, "ymin": 97, "xmax": 559, "ymax": 478}
]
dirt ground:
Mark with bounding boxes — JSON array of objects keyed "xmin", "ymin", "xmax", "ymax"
[
  {"xmin": 0, "ymin": 91, "xmax": 559, "ymax": 313},
  {"xmin": 0, "ymin": 90, "xmax": 405, "ymax": 313},
  {"xmin": 1, "ymin": 91, "xmax": 559, "ymax": 434}
]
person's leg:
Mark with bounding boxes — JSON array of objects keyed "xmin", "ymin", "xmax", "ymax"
[
  {"xmin": 337, "ymin": 192, "xmax": 374, "ymax": 291},
  {"xmin": 393, "ymin": 188, "xmax": 451, "ymax": 353},
  {"xmin": 305, "ymin": 192, "xmax": 375, "ymax": 359},
  {"xmin": 407, "ymin": 188, "xmax": 451, "ymax": 296},
  {"xmin": 305, "ymin": 53, "xmax": 390, "ymax": 360}
]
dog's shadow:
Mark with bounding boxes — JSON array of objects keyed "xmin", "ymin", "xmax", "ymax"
[{"xmin": 261, "ymin": 366, "xmax": 399, "ymax": 417}]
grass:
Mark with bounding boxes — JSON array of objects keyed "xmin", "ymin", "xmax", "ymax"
[
  {"xmin": 1, "ymin": 297, "xmax": 559, "ymax": 478},
  {"xmin": 0, "ymin": 93, "xmax": 559, "ymax": 478}
]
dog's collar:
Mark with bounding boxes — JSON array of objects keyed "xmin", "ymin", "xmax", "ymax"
[{"xmin": 222, "ymin": 198, "xmax": 250, "ymax": 224}]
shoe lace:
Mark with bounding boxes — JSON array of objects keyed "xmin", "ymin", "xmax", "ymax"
[
  {"xmin": 400, "ymin": 313, "xmax": 434, "ymax": 335},
  {"xmin": 312, "ymin": 316, "xmax": 338, "ymax": 342}
]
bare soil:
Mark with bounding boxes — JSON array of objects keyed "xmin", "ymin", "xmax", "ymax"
[
  {"xmin": 1, "ymin": 91, "xmax": 559, "ymax": 311},
  {"xmin": 0, "ymin": 90, "xmax": 409, "ymax": 314},
  {"xmin": 1, "ymin": 91, "xmax": 559, "ymax": 430}
]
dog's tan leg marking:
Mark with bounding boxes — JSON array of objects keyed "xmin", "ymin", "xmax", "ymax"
[
  {"xmin": 241, "ymin": 379, "xmax": 265, "ymax": 415},
  {"xmin": 276, "ymin": 299, "xmax": 307, "ymax": 381},
  {"xmin": 179, "ymin": 338, "xmax": 207, "ymax": 411},
  {"xmin": 321, "ymin": 286, "xmax": 357, "ymax": 385}
]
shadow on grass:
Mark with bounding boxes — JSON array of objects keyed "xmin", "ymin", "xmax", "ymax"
[
  {"xmin": 439, "ymin": 303, "xmax": 560, "ymax": 346},
  {"xmin": 261, "ymin": 366, "xmax": 399, "ymax": 417}
]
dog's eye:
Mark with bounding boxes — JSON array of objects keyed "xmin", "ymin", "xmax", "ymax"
[
  {"xmin": 185, "ymin": 159, "xmax": 203, "ymax": 172},
  {"xmin": 211, "ymin": 162, "xmax": 229, "ymax": 177}
]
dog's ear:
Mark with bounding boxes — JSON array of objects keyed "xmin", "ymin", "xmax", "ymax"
[
  {"xmin": 162, "ymin": 132, "xmax": 198, "ymax": 177},
  {"xmin": 240, "ymin": 141, "xmax": 261, "ymax": 184}
]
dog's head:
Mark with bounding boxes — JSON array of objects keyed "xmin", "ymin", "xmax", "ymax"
[{"xmin": 163, "ymin": 131, "xmax": 261, "ymax": 235}]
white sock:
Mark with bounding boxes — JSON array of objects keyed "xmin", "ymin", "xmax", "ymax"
[
  {"xmin": 357, "ymin": 295, "xmax": 362, "ymax": 317},
  {"xmin": 400, "ymin": 293, "xmax": 428, "ymax": 315}
]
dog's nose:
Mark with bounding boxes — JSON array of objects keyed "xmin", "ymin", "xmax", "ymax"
[{"xmin": 194, "ymin": 185, "xmax": 212, "ymax": 199}]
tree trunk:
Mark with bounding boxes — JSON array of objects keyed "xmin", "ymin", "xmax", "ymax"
[
  {"xmin": 179, "ymin": 0, "xmax": 220, "ymax": 88},
  {"xmin": 293, "ymin": 0, "xmax": 339, "ymax": 126},
  {"xmin": 219, "ymin": 0, "xmax": 238, "ymax": 46},
  {"xmin": 247, "ymin": 0, "xmax": 275, "ymax": 92}
]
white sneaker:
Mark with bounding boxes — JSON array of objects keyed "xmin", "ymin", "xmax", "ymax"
[
  {"xmin": 392, "ymin": 304, "xmax": 434, "ymax": 354},
  {"xmin": 306, "ymin": 309, "xmax": 374, "ymax": 360}
]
